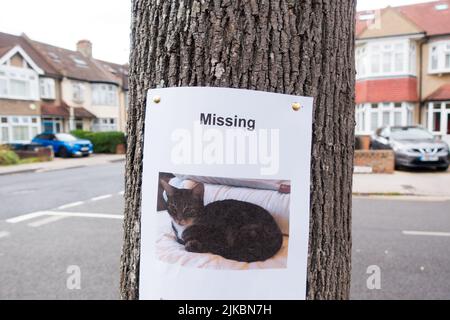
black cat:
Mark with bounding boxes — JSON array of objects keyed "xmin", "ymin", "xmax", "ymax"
[{"xmin": 160, "ymin": 180, "xmax": 283, "ymax": 263}]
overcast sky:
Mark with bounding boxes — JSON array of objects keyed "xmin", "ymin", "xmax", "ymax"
[{"xmin": 0, "ymin": 0, "xmax": 439, "ymax": 65}]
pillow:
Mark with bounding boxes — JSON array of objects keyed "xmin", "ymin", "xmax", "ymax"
[{"xmin": 174, "ymin": 174, "xmax": 290, "ymax": 192}]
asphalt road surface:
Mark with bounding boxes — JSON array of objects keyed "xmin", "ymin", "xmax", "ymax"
[{"xmin": 0, "ymin": 163, "xmax": 449, "ymax": 299}]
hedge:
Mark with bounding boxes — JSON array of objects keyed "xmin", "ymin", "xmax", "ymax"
[
  {"xmin": 0, "ymin": 145, "xmax": 20, "ymax": 165},
  {"xmin": 71, "ymin": 130, "xmax": 125, "ymax": 154}
]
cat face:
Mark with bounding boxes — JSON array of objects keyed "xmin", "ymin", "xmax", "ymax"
[{"xmin": 160, "ymin": 180, "xmax": 205, "ymax": 226}]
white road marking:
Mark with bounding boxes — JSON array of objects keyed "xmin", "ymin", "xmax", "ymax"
[
  {"xmin": 6, "ymin": 211, "xmax": 48, "ymax": 224},
  {"xmin": 402, "ymin": 230, "xmax": 450, "ymax": 237},
  {"xmin": 0, "ymin": 231, "xmax": 10, "ymax": 239},
  {"xmin": 58, "ymin": 201, "xmax": 84, "ymax": 210},
  {"xmin": 44, "ymin": 211, "xmax": 123, "ymax": 220},
  {"xmin": 91, "ymin": 194, "xmax": 112, "ymax": 202},
  {"xmin": 28, "ymin": 215, "xmax": 68, "ymax": 228}
]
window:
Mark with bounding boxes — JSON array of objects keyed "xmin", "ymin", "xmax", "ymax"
[
  {"xmin": 40, "ymin": 78, "xmax": 56, "ymax": 99},
  {"xmin": 72, "ymin": 82, "xmax": 85, "ymax": 103},
  {"xmin": 92, "ymin": 118, "xmax": 117, "ymax": 132},
  {"xmin": 356, "ymin": 39, "xmax": 415, "ymax": 78},
  {"xmin": 75, "ymin": 118, "xmax": 83, "ymax": 130},
  {"xmin": 428, "ymin": 102, "xmax": 450, "ymax": 135},
  {"xmin": 0, "ymin": 116, "xmax": 40, "ymax": 143},
  {"xmin": 0, "ymin": 65, "xmax": 39, "ymax": 100},
  {"xmin": 91, "ymin": 84, "xmax": 118, "ymax": 106},
  {"xmin": 71, "ymin": 56, "xmax": 88, "ymax": 68},
  {"xmin": 355, "ymin": 102, "xmax": 415, "ymax": 134},
  {"xmin": 10, "ymin": 79, "xmax": 29, "ymax": 97},
  {"xmin": 429, "ymin": 41, "xmax": 450, "ymax": 73}
]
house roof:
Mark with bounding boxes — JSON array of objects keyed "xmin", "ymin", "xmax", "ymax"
[
  {"xmin": 0, "ymin": 32, "xmax": 60, "ymax": 77},
  {"xmin": 41, "ymin": 104, "xmax": 96, "ymax": 118},
  {"xmin": 0, "ymin": 31, "xmax": 128, "ymax": 88},
  {"xmin": 30, "ymin": 40, "xmax": 119, "ymax": 84},
  {"xmin": 356, "ymin": 0, "xmax": 450, "ymax": 37},
  {"xmin": 95, "ymin": 59, "xmax": 129, "ymax": 90},
  {"xmin": 425, "ymin": 84, "xmax": 450, "ymax": 101}
]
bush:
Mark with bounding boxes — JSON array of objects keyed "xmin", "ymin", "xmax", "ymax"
[
  {"xmin": 71, "ymin": 130, "xmax": 125, "ymax": 154},
  {"xmin": 0, "ymin": 145, "xmax": 20, "ymax": 165}
]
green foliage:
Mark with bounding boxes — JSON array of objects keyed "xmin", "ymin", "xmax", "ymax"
[
  {"xmin": 71, "ymin": 130, "xmax": 125, "ymax": 154},
  {"xmin": 0, "ymin": 145, "xmax": 20, "ymax": 166}
]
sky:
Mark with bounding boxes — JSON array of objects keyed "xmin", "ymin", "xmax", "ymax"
[{"xmin": 0, "ymin": 0, "xmax": 440, "ymax": 65}]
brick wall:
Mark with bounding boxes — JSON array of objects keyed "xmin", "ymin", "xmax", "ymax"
[{"xmin": 354, "ymin": 150, "xmax": 395, "ymax": 174}]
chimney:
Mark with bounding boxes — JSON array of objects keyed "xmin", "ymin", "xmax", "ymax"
[{"xmin": 76, "ymin": 40, "xmax": 92, "ymax": 58}]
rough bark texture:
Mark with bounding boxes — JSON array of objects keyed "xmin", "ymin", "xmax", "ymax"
[{"xmin": 121, "ymin": 0, "xmax": 356, "ymax": 300}]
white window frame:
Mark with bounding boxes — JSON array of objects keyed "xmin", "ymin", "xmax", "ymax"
[
  {"xmin": 0, "ymin": 116, "xmax": 41, "ymax": 143},
  {"xmin": 355, "ymin": 102, "xmax": 415, "ymax": 135},
  {"xmin": 427, "ymin": 101, "xmax": 450, "ymax": 136},
  {"xmin": 91, "ymin": 83, "xmax": 119, "ymax": 106},
  {"xmin": 429, "ymin": 40, "xmax": 450, "ymax": 74},
  {"xmin": 39, "ymin": 77, "xmax": 56, "ymax": 100},
  {"xmin": 72, "ymin": 81, "xmax": 85, "ymax": 103},
  {"xmin": 356, "ymin": 39, "xmax": 416, "ymax": 79},
  {"xmin": 92, "ymin": 118, "xmax": 118, "ymax": 132},
  {"xmin": 0, "ymin": 65, "xmax": 40, "ymax": 101}
]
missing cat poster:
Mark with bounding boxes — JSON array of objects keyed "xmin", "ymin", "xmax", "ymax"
[{"xmin": 139, "ymin": 87, "xmax": 313, "ymax": 300}]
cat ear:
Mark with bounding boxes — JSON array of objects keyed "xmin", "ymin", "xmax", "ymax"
[
  {"xmin": 191, "ymin": 182, "xmax": 204, "ymax": 202},
  {"xmin": 160, "ymin": 179, "xmax": 175, "ymax": 197}
]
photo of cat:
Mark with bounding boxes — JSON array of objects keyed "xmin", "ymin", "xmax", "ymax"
[{"xmin": 155, "ymin": 172, "xmax": 291, "ymax": 270}]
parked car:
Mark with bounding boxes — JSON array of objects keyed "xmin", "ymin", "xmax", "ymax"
[
  {"xmin": 32, "ymin": 133, "xmax": 93, "ymax": 158},
  {"xmin": 371, "ymin": 126, "xmax": 449, "ymax": 171}
]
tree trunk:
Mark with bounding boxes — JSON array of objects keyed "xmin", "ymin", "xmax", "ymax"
[{"xmin": 121, "ymin": 0, "xmax": 356, "ymax": 300}]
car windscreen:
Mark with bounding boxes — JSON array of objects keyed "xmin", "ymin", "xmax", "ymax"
[
  {"xmin": 390, "ymin": 127, "xmax": 434, "ymax": 140},
  {"xmin": 55, "ymin": 133, "xmax": 78, "ymax": 142}
]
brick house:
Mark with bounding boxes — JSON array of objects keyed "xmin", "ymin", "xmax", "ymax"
[
  {"xmin": 0, "ymin": 32, "xmax": 128, "ymax": 144},
  {"xmin": 355, "ymin": 1, "xmax": 450, "ymax": 145}
]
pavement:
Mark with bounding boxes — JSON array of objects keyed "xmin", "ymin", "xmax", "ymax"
[
  {"xmin": 353, "ymin": 168, "xmax": 450, "ymax": 198},
  {"xmin": 0, "ymin": 154, "xmax": 125, "ymax": 176},
  {"xmin": 0, "ymin": 162, "xmax": 449, "ymax": 299}
]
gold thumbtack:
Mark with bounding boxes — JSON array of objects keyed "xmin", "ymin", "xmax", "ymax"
[
  {"xmin": 153, "ymin": 95, "xmax": 161, "ymax": 104},
  {"xmin": 292, "ymin": 102, "xmax": 302, "ymax": 111}
]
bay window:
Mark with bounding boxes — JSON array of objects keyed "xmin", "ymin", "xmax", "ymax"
[
  {"xmin": 429, "ymin": 41, "xmax": 450, "ymax": 73},
  {"xmin": 0, "ymin": 116, "xmax": 40, "ymax": 143},
  {"xmin": 355, "ymin": 102, "xmax": 415, "ymax": 135},
  {"xmin": 91, "ymin": 84, "xmax": 118, "ymax": 106},
  {"xmin": 356, "ymin": 39, "xmax": 416, "ymax": 79},
  {"xmin": 0, "ymin": 65, "xmax": 39, "ymax": 100},
  {"xmin": 92, "ymin": 118, "xmax": 118, "ymax": 132}
]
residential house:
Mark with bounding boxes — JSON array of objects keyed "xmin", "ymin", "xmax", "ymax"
[
  {"xmin": 355, "ymin": 0, "xmax": 450, "ymax": 145},
  {"xmin": 0, "ymin": 32, "xmax": 128, "ymax": 144}
]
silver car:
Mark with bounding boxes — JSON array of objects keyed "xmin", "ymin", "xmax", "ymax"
[{"xmin": 371, "ymin": 126, "xmax": 449, "ymax": 171}]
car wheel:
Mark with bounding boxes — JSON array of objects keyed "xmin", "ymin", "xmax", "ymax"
[
  {"xmin": 436, "ymin": 165, "xmax": 449, "ymax": 172},
  {"xmin": 59, "ymin": 147, "xmax": 70, "ymax": 158}
]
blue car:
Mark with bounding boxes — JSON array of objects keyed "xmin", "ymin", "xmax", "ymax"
[{"xmin": 32, "ymin": 132, "xmax": 93, "ymax": 158}]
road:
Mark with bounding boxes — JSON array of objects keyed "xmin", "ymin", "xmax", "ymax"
[
  {"xmin": 0, "ymin": 163, "xmax": 449, "ymax": 299},
  {"xmin": 0, "ymin": 162, "xmax": 124, "ymax": 300}
]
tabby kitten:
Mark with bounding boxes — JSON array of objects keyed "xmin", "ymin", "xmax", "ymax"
[{"xmin": 160, "ymin": 180, "xmax": 283, "ymax": 263}]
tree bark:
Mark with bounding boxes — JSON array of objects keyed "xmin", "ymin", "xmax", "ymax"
[{"xmin": 121, "ymin": 0, "xmax": 356, "ymax": 300}]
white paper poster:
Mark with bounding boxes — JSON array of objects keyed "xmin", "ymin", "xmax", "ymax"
[{"xmin": 139, "ymin": 87, "xmax": 313, "ymax": 300}]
